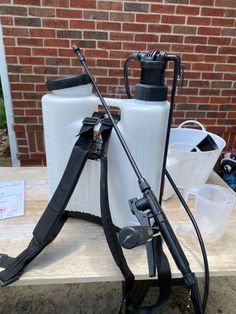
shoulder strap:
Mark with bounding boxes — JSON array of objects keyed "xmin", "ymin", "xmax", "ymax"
[
  {"xmin": 0, "ymin": 112, "xmax": 103, "ymax": 286},
  {"xmin": 99, "ymin": 119, "xmax": 172, "ymax": 313}
]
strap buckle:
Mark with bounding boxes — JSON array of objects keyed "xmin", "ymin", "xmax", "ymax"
[{"xmin": 82, "ymin": 116, "xmax": 100, "ymax": 126}]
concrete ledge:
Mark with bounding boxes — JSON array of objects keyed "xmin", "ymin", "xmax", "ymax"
[{"xmin": 0, "ymin": 277, "xmax": 235, "ymax": 313}]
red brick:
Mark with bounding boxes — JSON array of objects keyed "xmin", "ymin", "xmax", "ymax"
[
  {"xmin": 8, "ymin": 64, "xmax": 32, "ymax": 73},
  {"xmin": 199, "ymin": 89, "xmax": 221, "ymax": 96},
  {"xmin": 202, "ymin": 72, "xmax": 223, "ymax": 80},
  {"xmin": 162, "ymin": 15, "xmax": 185, "ymax": 24},
  {"xmin": 188, "ymin": 96, "xmax": 210, "ymax": 103},
  {"xmin": 14, "ymin": 0, "xmax": 41, "ymax": 5},
  {"xmin": 204, "ymin": 55, "xmax": 226, "ymax": 63},
  {"xmin": 84, "ymin": 31, "xmax": 108, "ymax": 40},
  {"xmin": 30, "ymin": 29, "xmax": 56, "ymax": 37},
  {"xmin": 20, "ymin": 57, "xmax": 44, "ymax": 65},
  {"xmin": 97, "ymin": 22, "xmax": 121, "ymax": 31},
  {"xmin": 97, "ymin": 77, "xmax": 119, "ymax": 85},
  {"xmin": 190, "ymin": 0, "xmax": 214, "ymax": 5},
  {"xmin": 185, "ymin": 36, "xmax": 207, "ymax": 44},
  {"xmin": 98, "ymin": 1, "xmax": 122, "ymax": 10},
  {"xmin": 222, "ymin": 28, "xmax": 236, "ymax": 36},
  {"xmin": 208, "ymin": 37, "xmax": 231, "ymax": 45},
  {"xmin": 201, "ymin": 7, "xmax": 225, "ymax": 16},
  {"xmin": 0, "ymin": 5, "xmax": 27, "ymax": 15},
  {"xmin": 122, "ymin": 42, "xmax": 146, "ymax": 51},
  {"xmin": 84, "ymin": 49, "xmax": 108, "ymax": 58},
  {"xmin": 195, "ymin": 45, "xmax": 218, "ymax": 54},
  {"xmin": 98, "ymin": 41, "xmax": 121, "ymax": 50},
  {"xmin": 70, "ymin": 20, "xmax": 95, "ymax": 29},
  {"xmin": 173, "ymin": 26, "xmax": 197, "ymax": 35},
  {"xmin": 215, "ymin": 0, "xmax": 236, "ymax": 7},
  {"xmin": 176, "ymin": 5, "xmax": 199, "ymax": 15},
  {"xmin": 75, "ymin": 40, "xmax": 96, "ymax": 49},
  {"xmin": 185, "ymin": 112, "xmax": 206, "ymax": 119},
  {"xmin": 151, "ymin": 4, "xmax": 175, "ymax": 14},
  {"xmin": 225, "ymin": 9, "xmax": 236, "ymax": 17},
  {"xmin": 111, "ymin": 12, "xmax": 134, "ymax": 22},
  {"xmin": 32, "ymin": 48, "xmax": 57, "ymax": 56},
  {"xmin": 212, "ymin": 17, "xmax": 234, "ymax": 27},
  {"xmin": 3, "ymin": 27, "xmax": 29, "ymax": 37},
  {"xmin": 34, "ymin": 66, "xmax": 58, "ymax": 75},
  {"xmin": 110, "ymin": 32, "xmax": 133, "ymax": 41},
  {"xmin": 123, "ymin": 23, "xmax": 147, "ymax": 32},
  {"xmin": 161, "ymin": 34, "xmax": 183, "ymax": 43},
  {"xmin": 218, "ymin": 47, "xmax": 236, "ymax": 54},
  {"xmin": 189, "ymin": 80, "xmax": 210, "ymax": 88},
  {"xmin": 172, "ymin": 44, "xmax": 194, "ymax": 53},
  {"xmin": 42, "ymin": 0, "xmax": 69, "ymax": 7},
  {"xmin": 136, "ymin": 14, "xmax": 160, "ymax": 23},
  {"xmin": 148, "ymin": 24, "xmax": 171, "ymax": 33},
  {"xmin": 57, "ymin": 30, "xmax": 82, "ymax": 38},
  {"xmin": 0, "ymin": 16, "xmax": 13, "ymax": 25},
  {"xmin": 97, "ymin": 59, "xmax": 120, "ymax": 68},
  {"xmin": 198, "ymin": 104, "xmax": 219, "ymax": 111},
  {"xmin": 25, "ymin": 109, "xmax": 42, "ymax": 117},
  {"xmin": 192, "ymin": 63, "xmax": 214, "ymax": 71},
  {"xmin": 187, "ymin": 16, "xmax": 211, "ymax": 26},
  {"xmin": 224, "ymin": 73, "xmax": 236, "ymax": 80},
  {"xmin": 70, "ymin": 0, "xmax": 96, "ymax": 8},
  {"xmin": 3, "ymin": 37, "xmax": 15, "ymax": 46},
  {"xmin": 221, "ymin": 90, "xmax": 236, "ymax": 96},
  {"xmin": 5, "ymin": 47, "xmax": 31, "ymax": 56},
  {"xmin": 84, "ymin": 11, "xmax": 109, "ymax": 20},
  {"xmin": 43, "ymin": 18, "xmax": 68, "ymax": 28},
  {"xmin": 147, "ymin": 43, "xmax": 171, "ymax": 52},
  {"xmin": 135, "ymin": 34, "xmax": 158, "ymax": 42},
  {"xmin": 17, "ymin": 38, "xmax": 43, "ymax": 46},
  {"xmin": 212, "ymin": 97, "xmax": 234, "ymax": 104},
  {"xmin": 198, "ymin": 27, "xmax": 221, "ymax": 36},
  {"xmin": 29, "ymin": 7, "xmax": 55, "ymax": 17},
  {"xmin": 211, "ymin": 81, "xmax": 232, "ymax": 88},
  {"xmin": 124, "ymin": 2, "xmax": 149, "ymax": 12},
  {"xmin": 44, "ymin": 38, "xmax": 69, "ymax": 48},
  {"xmin": 56, "ymin": 9, "xmax": 82, "ymax": 18},
  {"xmin": 15, "ymin": 17, "xmax": 41, "ymax": 26},
  {"xmin": 215, "ymin": 64, "xmax": 236, "ymax": 72}
]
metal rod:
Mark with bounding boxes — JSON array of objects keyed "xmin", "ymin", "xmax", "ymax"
[{"xmin": 73, "ymin": 45, "xmax": 144, "ymax": 183}]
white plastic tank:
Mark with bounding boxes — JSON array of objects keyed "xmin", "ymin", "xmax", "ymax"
[{"xmin": 42, "ymin": 75, "xmax": 170, "ymax": 228}]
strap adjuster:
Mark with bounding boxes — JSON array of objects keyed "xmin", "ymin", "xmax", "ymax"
[{"xmin": 82, "ymin": 116, "xmax": 100, "ymax": 126}]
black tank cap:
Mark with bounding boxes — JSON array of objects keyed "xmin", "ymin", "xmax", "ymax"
[{"xmin": 46, "ymin": 74, "xmax": 92, "ymax": 91}]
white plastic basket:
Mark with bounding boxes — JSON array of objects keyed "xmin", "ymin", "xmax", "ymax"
[{"xmin": 168, "ymin": 120, "xmax": 226, "ymax": 189}]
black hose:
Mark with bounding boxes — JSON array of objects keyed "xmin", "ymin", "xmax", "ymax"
[
  {"xmin": 166, "ymin": 170, "xmax": 209, "ymax": 313},
  {"xmin": 124, "ymin": 56, "xmax": 135, "ymax": 99}
]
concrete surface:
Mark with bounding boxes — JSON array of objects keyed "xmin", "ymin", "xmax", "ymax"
[{"xmin": 0, "ymin": 277, "xmax": 235, "ymax": 313}]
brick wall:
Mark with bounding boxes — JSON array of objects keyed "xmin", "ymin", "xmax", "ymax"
[{"xmin": 0, "ymin": 0, "xmax": 235, "ymax": 166}]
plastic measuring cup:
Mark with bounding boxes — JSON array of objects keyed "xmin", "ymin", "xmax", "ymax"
[{"xmin": 183, "ymin": 184, "xmax": 235, "ymax": 241}]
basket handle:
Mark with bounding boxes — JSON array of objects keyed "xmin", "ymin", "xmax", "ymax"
[
  {"xmin": 177, "ymin": 120, "xmax": 206, "ymax": 131},
  {"xmin": 169, "ymin": 143, "xmax": 201, "ymax": 152}
]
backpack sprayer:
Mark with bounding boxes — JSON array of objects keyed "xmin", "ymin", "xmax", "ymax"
[
  {"xmin": 0, "ymin": 46, "xmax": 209, "ymax": 313},
  {"xmin": 72, "ymin": 46, "xmax": 209, "ymax": 313}
]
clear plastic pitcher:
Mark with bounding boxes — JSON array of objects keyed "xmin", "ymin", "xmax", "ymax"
[{"xmin": 184, "ymin": 184, "xmax": 235, "ymax": 241}]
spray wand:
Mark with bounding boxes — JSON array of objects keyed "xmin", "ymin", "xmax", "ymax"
[{"xmin": 73, "ymin": 45, "xmax": 204, "ymax": 313}]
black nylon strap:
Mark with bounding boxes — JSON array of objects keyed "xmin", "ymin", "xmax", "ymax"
[
  {"xmin": 0, "ymin": 113, "xmax": 102, "ymax": 286},
  {"xmin": 99, "ymin": 121, "xmax": 171, "ymax": 314},
  {"xmin": 100, "ymin": 121, "xmax": 135, "ymax": 294}
]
